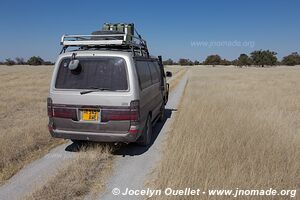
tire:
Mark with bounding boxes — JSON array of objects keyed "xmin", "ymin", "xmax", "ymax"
[
  {"xmin": 137, "ymin": 115, "xmax": 152, "ymax": 146},
  {"xmin": 71, "ymin": 139, "xmax": 85, "ymax": 145}
]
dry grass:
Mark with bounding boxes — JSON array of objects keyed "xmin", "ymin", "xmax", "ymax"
[
  {"xmin": 168, "ymin": 68, "xmax": 188, "ymax": 91},
  {"xmin": 0, "ymin": 65, "xmax": 64, "ymax": 184},
  {"xmin": 27, "ymin": 143, "xmax": 114, "ymax": 200},
  {"xmin": 163, "ymin": 65, "xmax": 188, "ymax": 91},
  {"xmin": 150, "ymin": 66, "xmax": 300, "ymax": 199}
]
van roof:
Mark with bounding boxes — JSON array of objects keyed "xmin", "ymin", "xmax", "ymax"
[
  {"xmin": 59, "ymin": 50, "xmax": 158, "ymax": 60},
  {"xmin": 60, "ymin": 50, "xmax": 133, "ymax": 57}
]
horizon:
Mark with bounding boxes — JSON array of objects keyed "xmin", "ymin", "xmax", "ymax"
[{"xmin": 1, "ymin": 0, "xmax": 300, "ymax": 62}]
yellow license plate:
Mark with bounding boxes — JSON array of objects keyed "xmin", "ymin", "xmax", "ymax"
[{"xmin": 82, "ymin": 110, "xmax": 99, "ymax": 121}]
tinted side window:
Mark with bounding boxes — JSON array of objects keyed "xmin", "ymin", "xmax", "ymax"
[
  {"xmin": 154, "ymin": 61, "xmax": 165, "ymax": 85},
  {"xmin": 148, "ymin": 62, "xmax": 160, "ymax": 84},
  {"xmin": 135, "ymin": 61, "xmax": 152, "ymax": 89}
]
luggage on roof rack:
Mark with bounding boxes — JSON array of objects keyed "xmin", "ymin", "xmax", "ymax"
[
  {"xmin": 60, "ymin": 23, "xmax": 149, "ymax": 57},
  {"xmin": 102, "ymin": 23, "xmax": 134, "ymax": 37}
]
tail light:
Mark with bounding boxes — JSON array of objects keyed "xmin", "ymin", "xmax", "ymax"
[
  {"xmin": 53, "ymin": 107, "xmax": 77, "ymax": 120},
  {"xmin": 47, "ymin": 98, "xmax": 77, "ymax": 120},
  {"xmin": 128, "ymin": 101, "xmax": 140, "ymax": 134},
  {"xmin": 48, "ymin": 122, "xmax": 55, "ymax": 132},
  {"xmin": 129, "ymin": 100, "xmax": 140, "ymax": 124},
  {"xmin": 101, "ymin": 100, "xmax": 140, "ymax": 123},
  {"xmin": 47, "ymin": 97, "xmax": 53, "ymax": 117},
  {"xmin": 128, "ymin": 125, "xmax": 139, "ymax": 134},
  {"xmin": 101, "ymin": 110, "xmax": 135, "ymax": 121}
]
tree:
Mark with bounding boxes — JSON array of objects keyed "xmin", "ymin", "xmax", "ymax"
[
  {"xmin": 178, "ymin": 58, "xmax": 187, "ymax": 65},
  {"xmin": 231, "ymin": 59, "xmax": 238, "ymax": 66},
  {"xmin": 15, "ymin": 57, "xmax": 26, "ymax": 65},
  {"xmin": 178, "ymin": 58, "xmax": 193, "ymax": 66},
  {"xmin": 27, "ymin": 56, "xmax": 44, "ymax": 65},
  {"xmin": 220, "ymin": 59, "xmax": 231, "ymax": 66},
  {"xmin": 194, "ymin": 60, "xmax": 200, "ymax": 65},
  {"xmin": 281, "ymin": 52, "xmax": 300, "ymax": 66},
  {"xmin": 250, "ymin": 50, "xmax": 277, "ymax": 67},
  {"xmin": 237, "ymin": 54, "xmax": 252, "ymax": 67},
  {"xmin": 203, "ymin": 55, "xmax": 222, "ymax": 66},
  {"xmin": 4, "ymin": 58, "xmax": 16, "ymax": 66},
  {"xmin": 163, "ymin": 59, "xmax": 174, "ymax": 65},
  {"xmin": 43, "ymin": 61, "xmax": 54, "ymax": 65}
]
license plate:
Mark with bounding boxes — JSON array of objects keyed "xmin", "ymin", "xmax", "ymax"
[{"xmin": 81, "ymin": 110, "xmax": 99, "ymax": 121}]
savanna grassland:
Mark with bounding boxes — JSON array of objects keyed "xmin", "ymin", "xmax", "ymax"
[
  {"xmin": 150, "ymin": 66, "xmax": 300, "ymax": 199},
  {"xmin": 0, "ymin": 65, "xmax": 64, "ymax": 184},
  {"xmin": 2, "ymin": 64, "xmax": 298, "ymax": 200}
]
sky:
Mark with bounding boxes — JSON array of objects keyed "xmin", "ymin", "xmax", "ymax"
[{"xmin": 0, "ymin": 0, "xmax": 300, "ymax": 62}]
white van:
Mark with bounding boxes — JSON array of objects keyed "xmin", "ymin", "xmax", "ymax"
[{"xmin": 47, "ymin": 25, "xmax": 171, "ymax": 146}]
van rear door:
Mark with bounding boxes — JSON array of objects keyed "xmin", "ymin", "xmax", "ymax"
[{"xmin": 49, "ymin": 56, "xmax": 135, "ymax": 134}]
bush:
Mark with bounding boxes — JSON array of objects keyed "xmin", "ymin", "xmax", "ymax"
[
  {"xmin": 179, "ymin": 58, "xmax": 194, "ymax": 66},
  {"xmin": 4, "ymin": 58, "xmax": 16, "ymax": 66},
  {"xmin": 27, "ymin": 56, "xmax": 44, "ymax": 65},
  {"xmin": 231, "ymin": 59, "xmax": 238, "ymax": 66},
  {"xmin": 15, "ymin": 57, "xmax": 26, "ymax": 65},
  {"xmin": 163, "ymin": 59, "xmax": 174, "ymax": 65},
  {"xmin": 250, "ymin": 50, "xmax": 277, "ymax": 67},
  {"xmin": 203, "ymin": 55, "xmax": 222, "ymax": 66},
  {"xmin": 43, "ymin": 61, "xmax": 54, "ymax": 65},
  {"xmin": 220, "ymin": 59, "xmax": 232, "ymax": 66},
  {"xmin": 194, "ymin": 60, "xmax": 201, "ymax": 65},
  {"xmin": 237, "ymin": 54, "xmax": 252, "ymax": 67},
  {"xmin": 281, "ymin": 52, "xmax": 300, "ymax": 66}
]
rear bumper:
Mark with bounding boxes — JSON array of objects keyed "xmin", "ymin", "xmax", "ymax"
[{"xmin": 50, "ymin": 129, "xmax": 139, "ymax": 143}]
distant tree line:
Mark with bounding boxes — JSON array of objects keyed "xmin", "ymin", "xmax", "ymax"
[
  {"xmin": 2, "ymin": 51, "xmax": 300, "ymax": 67},
  {"xmin": 0, "ymin": 56, "xmax": 54, "ymax": 66},
  {"xmin": 162, "ymin": 50, "xmax": 300, "ymax": 67}
]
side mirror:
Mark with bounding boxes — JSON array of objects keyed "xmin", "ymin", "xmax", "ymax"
[
  {"xmin": 166, "ymin": 71, "xmax": 172, "ymax": 77},
  {"xmin": 68, "ymin": 59, "xmax": 80, "ymax": 70},
  {"xmin": 158, "ymin": 55, "xmax": 163, "ymax": 67}
]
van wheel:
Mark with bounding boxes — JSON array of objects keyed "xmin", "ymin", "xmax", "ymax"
[
  {"xmin": 137, "ymin": 115, "xmax": 152, "ymax": 146},
  {"xmin": 159, "ymin": 105, "xmax": 165, "ymax": 122}
]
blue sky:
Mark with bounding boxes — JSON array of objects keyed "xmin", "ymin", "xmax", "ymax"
[{"xmin": 0, "ymin": 0, "xmax": 299, "ymax": 62}]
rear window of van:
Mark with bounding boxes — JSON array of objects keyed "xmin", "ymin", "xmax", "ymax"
[{"xmin": 55, "ymin": 57, "xmax": 128, "ymax": 90}]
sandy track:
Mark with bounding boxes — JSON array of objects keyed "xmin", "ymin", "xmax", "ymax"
[{"xmin": 94, "ymin": 72, "xmax": 188, "ymax": 200}]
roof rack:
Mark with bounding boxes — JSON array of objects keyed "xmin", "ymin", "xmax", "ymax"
[{"xmin": 60, "ymin": 28, "xmax": 150, "ymax": 57}]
